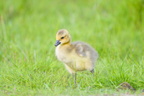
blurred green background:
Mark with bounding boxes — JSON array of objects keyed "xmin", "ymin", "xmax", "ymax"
[{"xmin": 0, "ymin": 0, "xmax": 144, "ymax": 95}]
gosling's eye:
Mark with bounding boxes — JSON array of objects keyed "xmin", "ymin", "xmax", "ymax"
[{"xmin": 61, "ymin": 37, "xmax": 64, "ymax": 39}]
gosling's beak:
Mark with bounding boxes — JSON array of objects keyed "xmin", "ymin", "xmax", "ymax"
[{"xmin": 55, "ymin": 40, "xmax": 61, "ymax": 47}]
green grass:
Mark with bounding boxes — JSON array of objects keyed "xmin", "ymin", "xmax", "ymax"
[{"xmin": 0, "ymin": 0, "xmax": 144, "ymax": 95}]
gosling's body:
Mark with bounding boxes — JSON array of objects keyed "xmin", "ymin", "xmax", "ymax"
[
  {"xmin": 55, "ymin": 29, "xmax": 98, "ymax": 84},
  {"xmin": 56, "ymin": 41, "xmax": 98, "ymax": 74}
]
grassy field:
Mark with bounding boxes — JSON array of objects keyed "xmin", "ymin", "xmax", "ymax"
[{"xmin": 0, "ymin": 0, "xmax": 144, "ymax": 95}]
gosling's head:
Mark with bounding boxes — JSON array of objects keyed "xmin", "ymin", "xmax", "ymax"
[{"xmin": 55, "ymin": 29, "xmax": 71, "ymax": 47}]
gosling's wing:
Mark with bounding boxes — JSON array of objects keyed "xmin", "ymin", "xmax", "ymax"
[
  {"xmin": 72, "ymin": 41, "xmax": 98, "ymax": 61},
  {"xmin": 72, "ymin": 41, "xmax": 88, "ymax": 57}
]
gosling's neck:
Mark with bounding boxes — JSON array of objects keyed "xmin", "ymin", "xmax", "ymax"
[
  {"xmin": 59, "ymin": 41, "xmax": 71, "ymax": 48},
  {"xmin": 63, "ymin": 40, "xmax": 71, "ymax": 45}
]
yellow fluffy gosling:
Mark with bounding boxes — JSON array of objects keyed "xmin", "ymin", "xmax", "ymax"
[{"xmin": 55, "ymin": 29, "xmax": 98, "ymax": 85}]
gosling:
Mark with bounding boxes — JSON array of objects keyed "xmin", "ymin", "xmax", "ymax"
[{"xmin": 55, "ymin": 29, "xmax": 98, "ymax": 85}]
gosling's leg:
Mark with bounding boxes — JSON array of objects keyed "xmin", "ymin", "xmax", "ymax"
[
  {"xmin": 90, "ymin": 69, "xmax": 94, "ymax": 73},
  {"xmin": 64, "ymin": 64, "xmax": 77, "ymax": 86},
  {"xmin": 72, "ymin": 73, "xmax": 77, "ymax": 86},
  {"xmin": 90, "ymin": 69, "xmax": 94, "ymax": 76}
]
